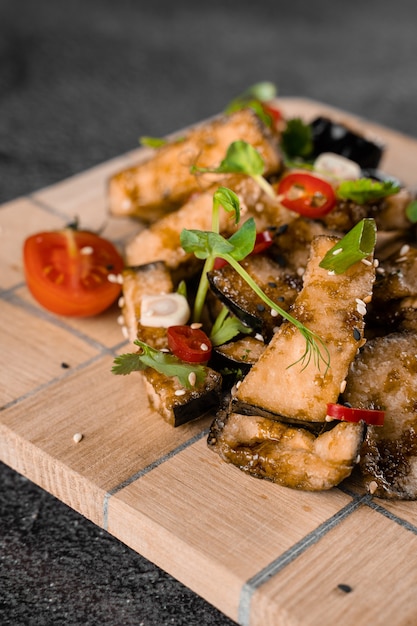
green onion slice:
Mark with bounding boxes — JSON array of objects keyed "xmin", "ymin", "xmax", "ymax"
[{"xmin": 319, "ymin": 218, "xmax": 377, "ymax": 274}]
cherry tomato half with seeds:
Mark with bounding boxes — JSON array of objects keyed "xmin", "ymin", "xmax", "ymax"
[
  {"xmin": 167, "ymin": 325, "xmax": 212, "ymax": 363},
  {"xmin": 326, "ymin": 403, "xmax": 385, "ymax": 426},
  {"xmin": 276, "ymin": 172, "xmax": 336, "ymax": 218},
  {"xmin": 23, "ymin": 228, "xmax": 125, "ymax": 317}
]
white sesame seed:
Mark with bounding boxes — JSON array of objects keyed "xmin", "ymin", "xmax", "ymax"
[
  {"xmin": 332, "ymin": 247, "xmax": 343, "ymax": 256},
  {"xmin": 80, "ymin": 246, "xmax": 94, "ymax": 255},
  {"xmin": 107, "ymin": 273, "xmax": 119, "ymax": 283},
  {"xmin": 325, "ymin": 415, "xmax": 334, "ymax": 422},
  {"xmin": 116, "ymin": 274, "xmax": 124, "ymax": 284},
  {"xmin": 188, "ymin": 371, "xmax": 196, "ymax": 386},
  {"xmin": 297, "ymin": 267, "xmax": 305, "ymax": 276},
  {"xmin": 400, "ymin": 244, "xmax": 410, "ymax": 256},
  {"xmin": 270, "ymin": 308, "xmax": 278, "ymax": 317},
  {"xmin": 254, "ymin": 333, "xmax": 264, "ymax": 342},
  {"xmin": 160, "ymin": 348, "xmax": 170, "ymax": 353},
  {"xmin": 361, "ymin": 258, "xmax": 373, "ymax": 266},
  {"xmin": 117, "ymin": 315, "xmax": 124, "ymax": 325},
  {"xmin": 340, "ymin": 380, "xmax": 347, "ymax": 393},
  {"xmin": 376, "ymin": 266, "xmax": 385, "ymax": 275},
  {"xmin": 395, "ymin": 256, "xmax": 408, "ymax": 264},
  {"xmin": 73, "ymin": 432, "xmax": 83, "ymax": 443},
  {"xmin": 327, "ymin": 270, "xmax": 335, "ymax": 276},
  {"xmin": 368, "ymin": 481, "xmax": 378, "ymax": 495},
  {"xmin": 355, "ymin": 298, "xmax": 366, "ymax": 306},
  {"xmin": 174, "ymin": 389, "xmax": 186, "ymax": 396},
  {"xmin": 355, "ymin": 454, "xmax": 361, "ymax": 464},
  {"xmin": 200, "ymin": 343, "xmax": 209, "ymax": 352},
  {"xmin": 190, "ymin": 322, "xmax": 203, "ymax": 329},
  {"xmin": 356, "ymin": 303, "xmax": 367, "ymax": 316},
  {"xmin": 373, "ymin": 259, "xmax": 379, "ymax": 268},
  {"xmin": 118, "ymin": 296, "xmax": 125, "ymax": 307}
]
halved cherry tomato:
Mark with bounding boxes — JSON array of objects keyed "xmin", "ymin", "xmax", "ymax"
[
  {"xmin": 276, "ymin": 172, "xmax": 336, "ymax": 218},
  {"xmin": 326, "ymin": 403, "xmax": 385, "ymax": 426},
  {"xmin": 23, "ymin": 227, "xmax": 124, "ymax": 317},
  {"xmin": 167, "ymin": 325, "xmax": 212, "ymax": 363},
  {"xmin": 213, "ymin": 230, "xmax": 274, "ymax": 269}
]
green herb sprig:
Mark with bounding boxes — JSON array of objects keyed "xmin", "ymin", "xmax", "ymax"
[
  {"xmin": 190, "ymin": 140, "xmax": 276, "ymax": 199},
  {"xmin": 180, "ymin": 188, "xmax": 330, "ymax": 373},
  {"xmin": 112, "ymin": 340, "xmax": 207, "ymax": 388},
  {"xmin": 336, "ymin": 179, "xmax": 400, "ymax": 204}
]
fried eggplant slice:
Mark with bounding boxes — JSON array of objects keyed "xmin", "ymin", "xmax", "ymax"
[
  {"xmin": 343, "ymin": 331, "xmax": 417, "ymax": 499},
  {"xmin": 208, "ymin": 254, "xmax": 302, "ymax": 340},
  {"xmin": 144, "ymin": 367, "xmax": 222, "ymax": 427},
  {"xmin": 108, "ymin": 108, "xmax": 282, "ymax": 222},
  {"xmin": 208, "ymin": 411, "xmax": 365, "ymax": 491},
  {"xmin": 233, "ymin": 235, "xmax": 375, "ymax": 423}
]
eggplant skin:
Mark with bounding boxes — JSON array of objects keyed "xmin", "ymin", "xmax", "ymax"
[
  {"xmin": 144, "ymin": 367, "xmax": 222, "ymax": 427},
  {"xmin": 310, "ymin": 116, "xmax": 384, "ymax": 169},
  {"xmin": 208, "ymin": 411, "xmax": 365, "ymax": 491},
  {"xmin": 343, "ymin": 331, "xmax": 417, "ymax": 499}
]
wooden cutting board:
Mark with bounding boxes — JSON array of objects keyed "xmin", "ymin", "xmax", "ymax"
[{"xmin": 2, "ymin": 99, "xmax": 417, "ymax": 626}]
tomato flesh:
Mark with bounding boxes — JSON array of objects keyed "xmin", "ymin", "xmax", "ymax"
[
  {"xmin": 326, "ymin": 403, "xmax": 385, "ymax": 426},
  {"xmin": 276, "ymin": 172, "xmax": 336, "ymax": 218},
  {"xmin": 262, "ymin": 102, "xmax": 283, "ymax": 127},
  {"xmin": 23, "ymin": 228, "xmax": 124, "ymax": 317},
  {"xmin": 167, "ymin": 325, "xmax": 212, "ymax": 363}
]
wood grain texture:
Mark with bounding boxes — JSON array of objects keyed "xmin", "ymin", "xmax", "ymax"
[{"xmin": 1, "ymin": 99, "xmax": 417, "ymax": 625}]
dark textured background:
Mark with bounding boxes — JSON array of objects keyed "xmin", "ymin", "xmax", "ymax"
[{"xmin": 1, "ymin": 1, "xmax": 417, "ymax": 624}]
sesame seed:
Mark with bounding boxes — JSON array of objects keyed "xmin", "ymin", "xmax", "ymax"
[
  {"xmin": 200, "ymin": 343, "xmax": 209, "ymax": 352},
  {"xmin": 353, "ymin": 327, "xmax": 361, "ymax": 341},
  {"xmin": 107, "ymin": 273, "xmax": 119, "ymax": 283},
  {"xmin": 270, "ymin": 308, "xmax": 278, "ymax": 317},
  {"xmin": 254, "ymin": 333, "xmax": 264, "ymax": 342},
  {"xmin": 332, "ymin": 247, "xmax": 343, "ymax": 256},
  {"xmin": 268, "ymin": 281, "xmax": 277, "ymax": 288},
  {"xmin": 327, "ymin": 270, "xmax": 335, "ymax": 276},
  {"xmin": 361, "ymin": 258, "xmax": 373, "ymax": 266},
  {"xmin": 80, "ymin": 246, "xmax": 94, "ymax": 255},
  {"xmin": 368, "ymin": 481, "xmax": 378, "ymax": 495},
  {"xmin": 116, "ymin": 274, "xmax": 124, "ymax": 284},
  {"xmin": 190, "ymin": 322, "xmax": 203, "ymax": 329},
  {"xmin": 297, "ymin": 267, "xmax": 305, "ymax": 276},
  {"xmin": 325, "ymin": 415, "xmax": 334, "ymax": 422},
  {"xmin": 257, "ymin": 304, "xmax": 265, "ymax": 312},
  {"xmin": 337, "ymin": 584, "xmax": 353, "ymax": 594},
  {"xmin": 340, "ymin": 380, "xmax": 347, "ymax": 393},
  {"xmin": 188, "ymin": 372, "xmax": 196, "ymax": 386},
  {"xmin": 373, "ymin": 259, "xmax": 380, "ymax": 268},
  {"xmin": 356, "ymin": 303, "xmax": 367, "ymax": 316},
  {"xmin": 236, "ymin": 380, "xmax": 242, "ymax": 389},
  {"xmin": 395, "ymin": 256, "xmax": 408, "ymax": 264},
  {"xmin": 118, "ymin": 296, "xmax": 125, "ymax": 307},
  {"xmin": 117, "ymin": 315, "xmax": 124, "ymax": 325},
  {"xmin": 400, "ymin": 244, "xmax": 410, "ymax": 256},
  {"xmin": 174, "ymin": 389, "xmax": 186, "ymax": 396},
  {"xmin": 73, "ymin": 433, "xmax": 83, "ymax": 443},
  {"xmin": 61, "ymin": 362, "xmax": 70, "ymax": 369}
]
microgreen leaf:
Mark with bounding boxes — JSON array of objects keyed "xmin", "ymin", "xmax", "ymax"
[
  {"xmin": 406, "ymin": 199, "xmax": 417, "ymax": 223},
  {"xmin": 139, "ymin": 136, "xmax": 168, "ymax": 148},
  {"xmin": 210, "ymin": 306, "xmax": 252, "ymax": 346},
  {"xmin": 319, "ymin": 218, "xmax": 377, "ymax": 274},
  {"xmin": 281, "ymin": 118, "xmax": 313, "ymax": 160},
  {"xmin": 180, "ymin": 229, "xmax": 234, "ymax": 260},
  {"xmin": 112, "ymin": 340, "xmax": 207, "ymax": 388},
  {"xmin": 190, "ymin": 140, "xmax": 275, "ymax": 198},
  {"xmin": 336, "ymin": 179, "xmax": 400, "ymax": 204},
  {"xmin": 226, "ymin": 217, "xmax": 256, "ymax": 260},
  {"xmin": 224, "ymin": 82, "xmax": 278, "ymax": 126},
  {"xmin": 213, "ymin": 186, "xmax": 241, "ymax": 229}
]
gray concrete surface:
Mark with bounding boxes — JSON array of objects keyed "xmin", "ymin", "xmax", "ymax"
[{"xmin": 1, "ymin": 1, "xmax": 417, "ymax": 624}]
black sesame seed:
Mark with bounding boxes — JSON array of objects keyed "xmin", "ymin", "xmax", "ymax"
[
  {"xmin": 353, "ymin": 328, "xmax": 361, "ymax": 341},
  {"xmin": 257, "ymin": 304, "xmax": 265, "ymax": 312},
  {"xmin": 268, "ymin": 281, "xmax": 277, "ymax": 289},
  {"xmin": 277, "ymin": 296, "xmax": 285, "ymax": 302},
  {"xmin": 61, "ymin": 362, "xmax": 70, "ymax": 369},
  {"xmin": 337, "ymin": 583, "xmax": 353, "ymax": 593}
]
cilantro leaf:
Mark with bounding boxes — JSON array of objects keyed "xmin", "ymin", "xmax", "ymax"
[
  {"xmin": 406, "ymin": 200, "xmax": 417, "ymax": 223},
  {"xmin": 336, "ymin": 178, "xmax": 400, "ymax": 204},
  {"xmin": 112, "ymin": 341, "xmax": 207, "ymax": 388},
  {"xmin": 210, "ymin": 307, "xmax": 252, "ymax": 346}
]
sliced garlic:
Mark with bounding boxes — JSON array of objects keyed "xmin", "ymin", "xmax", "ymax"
[
  {"xmin": 314, "ymin": 152, "xmax": 361, "ymax": 181},
  {"xmin": 140, "ymin": 293, "xmax": 190, "ymax": 328}
]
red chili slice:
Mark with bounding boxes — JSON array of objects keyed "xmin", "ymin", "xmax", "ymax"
[
  {"xmin": 276, "ymin": 171, "xmax": 336, "ymax": 218},
  {"xmin": 326, "ymin": 403, "xmax": 385, "ymax": 426},
  {"xmin": 261, "ymin": 102, "xmax": 283, "ymax": 127},
  {"xmin": 167, "ymin": 325, "xmax": 212, "ymax": 363}
]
